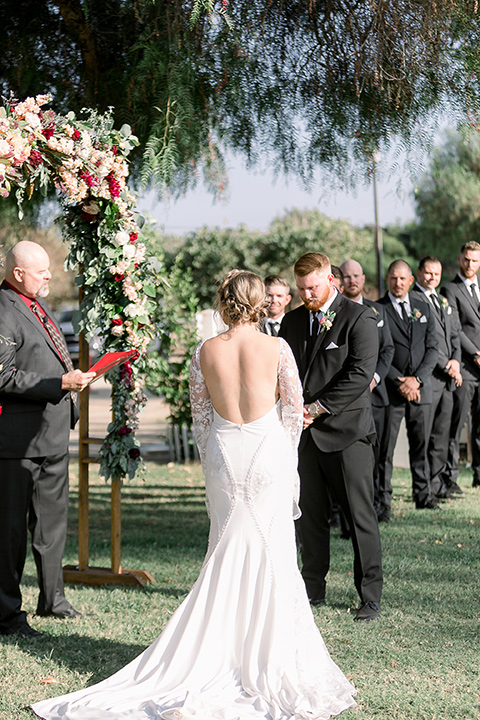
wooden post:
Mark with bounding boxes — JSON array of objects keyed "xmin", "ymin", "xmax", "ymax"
[
  {"xmin": 77, "ymin": 331, "xmax": 90, "ymax": 570},
  {"xmin": 111, "ymin": 477, "xmax": 122, "ymax": 574}
]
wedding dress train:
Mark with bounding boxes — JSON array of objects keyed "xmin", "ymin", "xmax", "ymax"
[{"xmin": 32, "ymin": 339, "xmax": 356, "ymax": 720}]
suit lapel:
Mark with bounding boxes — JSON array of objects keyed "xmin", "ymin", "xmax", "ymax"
[
  {"xmin": 10, "ymin": 292, "xmax": 64, "ymax": 365},
  {"xmin": 457, "ymin": 276, "xmax": 480, "ymax": 319}
]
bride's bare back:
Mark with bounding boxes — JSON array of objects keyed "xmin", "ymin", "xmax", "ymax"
[{"xmin": 200, "ymin": 324, "xmax": 280, "ymax": 424}]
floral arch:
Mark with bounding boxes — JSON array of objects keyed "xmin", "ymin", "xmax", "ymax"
[{"xmin": 0, "ymin": 94, "xmax": 164, "ymax": 482}]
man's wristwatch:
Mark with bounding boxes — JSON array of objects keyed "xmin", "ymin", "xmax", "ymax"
[
  {"xmin": 307, "ymin": 401, "xmax": 321, "ymax": 419},
  {"xmin": 415, "ymin": 376, "xmax": 423, "ymax": 387}
]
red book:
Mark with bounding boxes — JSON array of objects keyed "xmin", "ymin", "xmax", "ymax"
[{"xmin": 88, "ymin": 350, "xmax": 138, "ymax": 383}]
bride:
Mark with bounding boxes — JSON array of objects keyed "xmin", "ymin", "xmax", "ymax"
[{"xmin": 32, "ymin": 270, "xmax": 357, "ymax": 720}]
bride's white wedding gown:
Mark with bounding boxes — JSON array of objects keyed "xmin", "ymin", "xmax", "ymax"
[{"xmin": 32, "ymin": 339, "xmax": 356, "ymax": 720}]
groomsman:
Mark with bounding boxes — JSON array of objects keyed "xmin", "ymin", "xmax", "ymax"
[
  {"xmin": 441, "ymin": 241, "xmax": 480, "ymax": 490},
  {"xmin": 410, "ymin": 257, "xmax": 462, "ymax": 499},
  {"xmin": 259, "ymin": 275, "xmax": 291, "ymax": 336},
  {"xmin": 280, "ymin": 252, "xmax": 383, "ymax": 621},
  {"xmin": 340, "ymin": 259, "xmax": 394, "ymax": 521},
  {"xmin": 377, "ymin": 260, "xmax": 438, "ymax": 511}
]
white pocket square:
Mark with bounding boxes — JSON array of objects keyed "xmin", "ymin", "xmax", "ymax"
[
  {"xmin": 325, "ymin": 342, "xmax": 338, "ymax": 350},
  {"xmin": 420, "ymin": 315, "xmax": 427, "ymax": 323},
  {"xmin": 377, "ymin": 319, "xmax": 384, "ymax": 328}
]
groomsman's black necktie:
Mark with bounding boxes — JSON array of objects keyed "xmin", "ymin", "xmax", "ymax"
[
  {"xmin": 470, "ymin": 283, "xmax": 480, "ymax": 307},
  {"xmin": 269, "ymin": 321, "xmax": 280, "ymax": 337},
  {"xmin": 399, "ymin": 300, "xmax": 409, "ymax": 324},
  {"xmin": 430, "ymin": 292, "xmax": 442, "ymax": 316}
]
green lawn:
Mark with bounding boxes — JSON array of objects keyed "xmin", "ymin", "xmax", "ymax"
[{"xmin": 1, "ymin": 463, "xmax": 479, "ymax": 720}]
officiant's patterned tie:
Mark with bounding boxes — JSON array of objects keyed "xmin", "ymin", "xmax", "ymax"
[{"xmin": 30, "ymin": 301, "xmax": 77, "ymax": 406}]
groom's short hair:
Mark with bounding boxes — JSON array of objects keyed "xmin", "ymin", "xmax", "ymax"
[{"xmin": 294, "ymin": 252, "xmax": 330, "ymax": 278}]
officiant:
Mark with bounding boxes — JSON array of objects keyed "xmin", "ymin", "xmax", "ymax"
[
  {"xmin": 0, "ymin": 241, "xmax": 95, "ymax": 638},
  {"xmin": 279, "ymin": 252, "xmax": 383, "ymax": 622}
]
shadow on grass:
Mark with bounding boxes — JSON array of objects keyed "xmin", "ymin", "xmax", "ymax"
[{"xmin": 4, "ymin": 632, "xmax": 146, "ymax": 685}]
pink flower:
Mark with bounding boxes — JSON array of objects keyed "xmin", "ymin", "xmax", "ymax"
[{"xmin": 42, "ymin": 126, "xmax": 55, "ymax": 140}]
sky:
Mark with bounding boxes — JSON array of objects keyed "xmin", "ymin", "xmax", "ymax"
[{"xmin": 138, "ymin": 155, "xmax": 418, "ymax": 236}]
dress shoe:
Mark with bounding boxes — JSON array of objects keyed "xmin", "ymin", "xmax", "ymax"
[
  {"xmin": 37, "ymin": 606, "xmax": 82, "ymax": 619},
  {"xmin": 473, "ymin": 477, "xmax": 480, "ymax": 488},
  {"xmin": 448, "ymin": 482, "xmax": 464, "ymax": 495},
  {"xmin": 377, "ymin": 506, "xmax": 391, "ymax": 523},
  {"xmin": 309, "ymin": 595, "xmax": 326, "ymax": 606},
  {"xmin": 354, "ymin": 601, "xmax": 380, "ymax": 622},
  {"xmin": 0, "ymin": 622, "xmax": 43, "ymax": 638},
  {"xmin": 415, "ymin": 498, "xmax": 439, "ymax": 510}
]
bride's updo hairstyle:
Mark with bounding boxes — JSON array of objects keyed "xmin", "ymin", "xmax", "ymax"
[{"xmin": 216, "ymin": 270, "xmax": 268, "ymax": 327}]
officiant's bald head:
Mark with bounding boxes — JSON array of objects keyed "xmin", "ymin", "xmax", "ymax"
[{"xmin": 5, "ymin": 241, "xmax": 51, "ymax": 298}]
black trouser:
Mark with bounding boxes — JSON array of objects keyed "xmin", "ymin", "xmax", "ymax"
[
  {"xmin": 0, "ymin": 453, "xmax": 69, "ymax": 629},
  {"xmin": 297, "ymin": 434, "xmax": 383, "ymax": 604},
  {"xmin": 378, "ymin": 400, "xmax": 431, "ymax": 506},
  {"xmin": 446, "ymin": 380, "xmax": 480, "ymax": 484}
]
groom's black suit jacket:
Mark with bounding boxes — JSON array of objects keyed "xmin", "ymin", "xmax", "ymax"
[
  {"xmin": 279, "ymin": 292, "xmax": 378, "ymax": 452},
  {"xmin": 0, "ymin": 281, "xmax": 76, "ymax": 457}
]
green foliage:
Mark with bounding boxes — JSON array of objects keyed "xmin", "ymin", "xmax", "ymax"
[
  {"xmin": 174, "ymin": 225, "xmax": 262, "ymax": 307},
  {"xmin": 2, "ymin": 2, "xmax": 480, "ymax": 193},
  {"xmin": 412, "ymin": 128, "xmax": 480, "ymax": 275},
  {"xmin": 172, "ymin": 209, "xmax": 409, "ymax": 306},
  {"xmin": 144, "ymin": 241, "xmax": 200, "ymax": 427}
]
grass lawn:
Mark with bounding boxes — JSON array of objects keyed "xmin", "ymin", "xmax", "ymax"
[{"xmin": 1, "ymin": 462, "xmax": 479, "ymax": 720}]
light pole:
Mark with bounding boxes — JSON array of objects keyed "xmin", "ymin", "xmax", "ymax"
[{"xmin": 372, "ymin": 151, "xmax": 384, "ymax": 297}]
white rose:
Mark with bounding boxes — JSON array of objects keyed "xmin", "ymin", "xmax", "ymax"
[
  {"xmin": 124, "ymin": 303, "xmax": 143, "ymax": 318},
  {"xmin": 111, "ymin": 325, "xmax": 125, "ymax": 337},
  {"xmin": 114, "ymin": 231, "xmax": 130, "ymax": 246},
  {"xmin": 123, "ymin": 244, "xmax": 136, "ymax": 259},
  {"xmin": 25, "ymin": 112, "xmax": 41, "ymax": 128}
]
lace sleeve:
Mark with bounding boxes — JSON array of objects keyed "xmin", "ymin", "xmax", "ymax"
[
  {"xmin": 189, "ymin": 341, "xmax": 213, "ymax": 467},
  {"xmin": 278, "ymin": 338, "xmax": 304, "ymax": 449}
]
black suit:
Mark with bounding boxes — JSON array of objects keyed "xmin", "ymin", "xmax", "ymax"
[
  {"xmin": 377, "ymin": 294, "xmax": 438, "ymax": 507},
  {"xmin": 362, "ymin": 299, "xmax": 394, "ymax": 512},
  {"xmin": 410, "ymin": 284, "xmax": 461, "ymax": 495},
  {"xmin": 441, "ymin": 275, "xmax": 480, "ymax": 485},
  {"xmin": 0, "ymin": 282, "xmax": 77, "ymax": 630},
  {"xmin": 279, "ymin": 293, "xmax": 383, "ymax": 605}
]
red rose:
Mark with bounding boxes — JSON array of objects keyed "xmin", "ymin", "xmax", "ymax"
[
  {"xmin": 0, "ymin": 404, "xmax": 2, "ymax": 416},
  {"xmin": 129, "ymin": 447, "xmax": 141, "ymax": 459},
  {"xmin": 29, "ymin": 150, "xmax": 43, "ymax": 168},
  {"xmin": 118, "ymin": 426, "xmax": 132, "ymax": 436},
  {"xmin": 42, "ymin": 126, "xmax": 55, "ymax": 140},
  {"xmin": 111, "ymin": 317, "xmax": 123, "ymax": 326},
  {"xmin": 129, "ymin": 232, "xmax": 138, "ymax": 243},
  {"xmin": 73, "ymin": 129, "xmax": 81, "ymax": 141}
]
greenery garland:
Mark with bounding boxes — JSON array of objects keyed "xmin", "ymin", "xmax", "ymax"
[{"xmin": 0, "ymin": 94, "xmax": 166, "ymax": 481}]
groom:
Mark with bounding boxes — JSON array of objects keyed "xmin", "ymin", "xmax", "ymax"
[{"xmin": 279, "ymin": 252, "xmax": 383, "ymax": 621}]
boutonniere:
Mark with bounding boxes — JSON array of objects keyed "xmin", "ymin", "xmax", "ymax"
[
  {"xmin": 409, "ymin": 308, "xmax": 422, "ymax": 322},
  {"xmin": 319, "ymin": 309, "xmax": 336, "ymax": 332},
  {"xmin": 439, "ymin": 296, "xmax": 449, "ymax": 310},
  {"xmin": 369, "ymin": 304, "xmax": 379, "ymax": 315}
]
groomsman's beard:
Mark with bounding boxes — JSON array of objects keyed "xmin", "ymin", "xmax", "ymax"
[
  {"xmin": 36, "ymin": 285, "xmax": 50, "ymax": 298},
  {"xmin": 303, "ymin": 298, "xmax": 323, "ymax": 312}
]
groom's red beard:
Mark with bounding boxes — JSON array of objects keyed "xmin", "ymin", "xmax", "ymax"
[{"xmin": 303, "ymin": 298, "xmax": 323, "ymax": 312}]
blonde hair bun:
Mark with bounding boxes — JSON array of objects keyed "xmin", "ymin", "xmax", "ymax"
[{"xmin": 216, "ymin": 270, "xmax": 268, "ymax": 327}]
